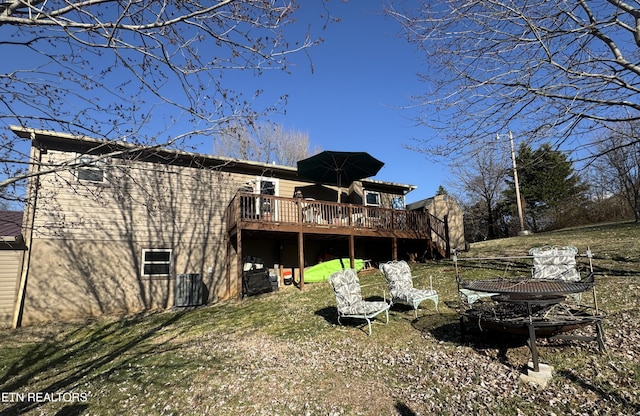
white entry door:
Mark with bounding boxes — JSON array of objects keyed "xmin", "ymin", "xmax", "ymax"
[{"xmin": 256, "ymin": 177, "xmax": 279, "ymax": 220}]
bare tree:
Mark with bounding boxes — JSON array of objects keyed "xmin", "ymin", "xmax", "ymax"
[
  {"xmin": 453, "ymin": 144, "xmax": 509, "ymax": 240},
  {"xmin": 387, "ymin": 0, "xmax": 640, "ymax": 162},
  {"xmin": 256, "ymin": 122, "xmax": 321, "ymax": 166},
  {"xmin": 594, "ymin": 123, "xmax": 640, "ymax": 221},
  {"xmin": 0, "ymin": 1, "xmax": 325, "ymax": 201},
  {"xmin": 214, "ymin": 121, "xmax": 321, "ymax": 166},
  {"xmin": 213, "ymin": 123, "xmax": 261, "ymax": 162}
]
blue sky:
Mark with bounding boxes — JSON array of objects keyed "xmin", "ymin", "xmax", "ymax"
[
  {"xmin": 3, "ymin": 1, "xmax": 448, "ymax": 206},
  {"xmin": 224, "ymin": 1, "xmax": 448, "ymax": 203}
]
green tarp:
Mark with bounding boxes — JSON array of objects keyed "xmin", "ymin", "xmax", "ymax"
[{"xmin": 303, "ymin": 258, "xmax": 365, "ymax": 283}]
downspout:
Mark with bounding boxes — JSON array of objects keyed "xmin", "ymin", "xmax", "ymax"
[{"xmin": 13, "ymin": 131, "xmax": 41, "ymax": 328}]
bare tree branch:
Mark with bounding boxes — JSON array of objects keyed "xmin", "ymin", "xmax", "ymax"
[
  {"xmin": 0, "ymin": 0, "xmax": 327, "ymax": 203},
  {"xmin": 387, "ymin": 0, "xmax": 640, "ymax": 162}
]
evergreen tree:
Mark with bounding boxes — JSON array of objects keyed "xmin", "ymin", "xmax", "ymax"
[{"xmin": 503, "ymin": 143, "xmax": 586, "ymax": 232}]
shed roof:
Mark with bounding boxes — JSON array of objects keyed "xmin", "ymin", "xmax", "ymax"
[
  {"xmin": 0, "ymin": 211, "xmax": 23, "ymax": 237},
  {"xmin": 406, "ymin": 197, "xmax": 435, "ymax": 211}
]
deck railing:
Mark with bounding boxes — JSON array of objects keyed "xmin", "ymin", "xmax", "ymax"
[{"xmin": 226, "ymin": 192, "xmax": 450, "ymax": 255}]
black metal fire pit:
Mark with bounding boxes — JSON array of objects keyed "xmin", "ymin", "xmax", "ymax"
[
  {"xmin": 459, "ymin": 277, "xmax": 604, "ymax": 371},
  {"xmin": 454, "ymin": 248, "xmax": 605, "ymax": 373}
]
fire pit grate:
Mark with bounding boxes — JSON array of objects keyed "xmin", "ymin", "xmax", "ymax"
[{"xmin": 460, "ymin": 277, "xmax": 594, "ymax": 296}]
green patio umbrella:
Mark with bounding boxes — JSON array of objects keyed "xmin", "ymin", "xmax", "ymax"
[{"xmin": 296, "ymin": 151, "xmax": 384, "ymax": 202}]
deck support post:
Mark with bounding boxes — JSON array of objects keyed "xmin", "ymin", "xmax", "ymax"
[
  {"xmin": 298, "ymin": 231, "xmax": 305, "ymax": 290},
  {"xmin": 349, "ymin": 234, "xmax": 355, "ymax": 268},
  {"xmin": 236, "ymin": 230, "xmax": 243, "ymax": 299},
  {"xmin": 392, "ymin": 237, "xmax": 398, "ymax": 261},
  {"xmin": 225, "ymin": 237, "xmax": 231, "ymax": 299}
]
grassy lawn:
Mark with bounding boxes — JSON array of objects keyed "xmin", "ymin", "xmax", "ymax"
[{"xmin": 0, "ymin": 221, "xmax": 638, "ymax": 415}]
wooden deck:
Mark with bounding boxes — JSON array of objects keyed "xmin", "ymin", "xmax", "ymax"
[
  {"xmin": 225, "ymin": 193, "xmax": 450, "ymax": 292},
  {"xmin": 226, "ymin": 193, "xmax": 449, "ymax": 245}
]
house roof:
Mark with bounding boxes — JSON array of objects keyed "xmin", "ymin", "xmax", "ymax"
[
  {"xmin": 406, "ymin": 194, "xmax": 461, "ymax": 211},
  {"xmin": 0, "ymin": 211, "xmax": 23, "ymax": 237},
  {"xmin": 11, "ymin": 125, "xmax": 300, "ymax": 179},
  {"xmin": 11, "ymin": 125, "xmax": 417, "ymax": 194},
  {"xmin": 406, "ymin": 197, "xmax": 435, "ymax": 211}
]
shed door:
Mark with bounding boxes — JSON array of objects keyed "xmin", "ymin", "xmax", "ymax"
[{"xmin": 0, "ymin": 250, "xmax": 23, "ymax": 326}]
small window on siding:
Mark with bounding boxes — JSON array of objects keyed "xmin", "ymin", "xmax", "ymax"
[
  {"xmin": 142, "ymin": 249, "xmax": 172, "ymax": 278},
  {"xmin": 364, "ymin": 191, "xmax": 381, "ymax": 207},
  {"xmin": 77, "ymin": 157, "xmax": 106, "ymax": 183}
]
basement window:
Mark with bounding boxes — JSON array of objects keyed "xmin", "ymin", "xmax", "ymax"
[{"xmin": 141, "ymin": 249, "xmax": 172, "ymax": 278}]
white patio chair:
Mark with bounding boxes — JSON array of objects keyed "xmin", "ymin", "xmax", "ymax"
[
  {"xmin": 452, "ymin": 252, "xmax": 498, "ymax": 305},
  {"xmin": 328, "ymin": 268, "xmax": 390, "ymax": 335},
  {"xmin": 528, "ymin": 246, "xmax": 584, "ymax": 303},
  {"xmin": 379, "ymin": 260, "xmax": 439, "ymax": 318},
  {"xmin": 458, "ymin": 288, "xmax": 498, "ymax": 305}
]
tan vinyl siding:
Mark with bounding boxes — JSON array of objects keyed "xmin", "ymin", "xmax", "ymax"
[
  {"xmin": 277, "ymin": 179, "xmax": 303, "ymax": 199},
  {"xmin": 21, "ymin": 235, "xmax": 233, "ymax": 325},
  {"xmin": 23, "ymin": 152, "xmax": 244, "ymax": 323},
  {"xmin": 33, "ymin": 151, "xmax": 238, "ymax": 241},
  {"xmin": 24, "ymin": 150, "xmax": 314, "ymax": 323},
  {"xmin": 0, "ymin": 249, "xmax": 22, "ymax": 326}
]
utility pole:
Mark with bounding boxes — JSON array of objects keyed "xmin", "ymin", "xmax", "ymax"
[{"xmin": 508, "ymin": 131, "xmax": 528, "ymax": 235}]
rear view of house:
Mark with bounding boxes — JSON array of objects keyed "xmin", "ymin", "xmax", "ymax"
[{"xmin": 11, "ymin": 126, "xmax": 453, "ymax": 326}]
